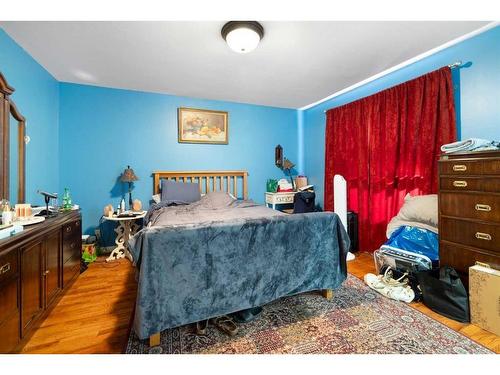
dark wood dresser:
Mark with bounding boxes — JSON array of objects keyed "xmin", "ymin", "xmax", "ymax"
[
  {"xmin": 0, "ymin": 210, "xmax": 82, "ymax": 353},
  {"xmin": 438, "ymin": 150, "xmax": 500, "ymax": 284}
]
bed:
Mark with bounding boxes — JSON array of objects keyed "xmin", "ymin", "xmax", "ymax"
[{"xmin": 128, "ymin": 170, "xmax": 350, "ymax": 345}]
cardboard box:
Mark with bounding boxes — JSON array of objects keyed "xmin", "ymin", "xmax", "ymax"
[{"xmin": 469, "ymin": 263, "xmax": 500, "ymax": 336}]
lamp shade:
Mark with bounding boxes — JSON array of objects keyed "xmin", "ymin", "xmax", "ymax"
[{"xmin": 120, "ymin": 165, "xmax": 139, "ymax": 182}]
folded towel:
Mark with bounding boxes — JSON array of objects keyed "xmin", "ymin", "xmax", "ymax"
[{"xmin": 441, "ymin": 138, "xmax": 499, "ymax": 153}]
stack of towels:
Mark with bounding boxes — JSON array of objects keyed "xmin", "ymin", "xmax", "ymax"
[{"xmin": 441, "ymin": 138, "xmax": 500, "ymax": 154}]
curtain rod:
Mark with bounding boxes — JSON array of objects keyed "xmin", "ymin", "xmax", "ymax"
[{"xmin": 323, "ymin": 61, "xmax": 463, "ymax": 113}]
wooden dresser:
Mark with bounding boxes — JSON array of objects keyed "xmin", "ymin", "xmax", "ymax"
[
  {"xmin": 438, "ymin": 150, "xmax": 500, "ymax": 284},
  {"xmin": 0, "ymin": 211, "xmax": 82, "ymax": 353}
]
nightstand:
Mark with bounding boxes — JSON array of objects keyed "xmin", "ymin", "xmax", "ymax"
[
  {"xmin": 265, "ymin": 191, "xmax": 297, "ymax": 211},
  {"xmin": 103, "ymin": 211, "xmax": 146, "ymax": 262}
]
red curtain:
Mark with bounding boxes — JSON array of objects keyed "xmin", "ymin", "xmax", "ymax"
[{"xmin": 324, "ymin": 67, "xmax": 457, "ymax": 252}]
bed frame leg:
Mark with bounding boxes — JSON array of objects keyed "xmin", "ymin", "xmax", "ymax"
[
  {"xmin": 149, "ymin": 332, "xmax": 161, "ymax": 347},
  {"xmin": 322, "ymin": 289, "xmax": 333, "ymax": 300}
]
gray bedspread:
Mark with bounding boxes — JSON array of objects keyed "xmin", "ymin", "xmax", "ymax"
[{"xmin": 129, "ymin": 197, "xmax": 349, "ymax": 340}]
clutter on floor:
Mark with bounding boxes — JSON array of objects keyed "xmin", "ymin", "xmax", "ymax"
[
  {"xmin": 416, "ymin": 266, "xmax": 470, "ymax": 323},
  {"xmin": 364, "ymin": 266, "xmax": 415, "ymax": 303},
  {"xmin": 81, "ymin": 234, "xmax": 99, "ymax": 273}
]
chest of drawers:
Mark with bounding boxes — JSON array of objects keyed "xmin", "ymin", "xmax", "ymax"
[{"xmin": 438, "ymin": 150, "xmax": 500, "ymax": 285}]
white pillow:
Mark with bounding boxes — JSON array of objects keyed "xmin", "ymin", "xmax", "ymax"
[{"xmin": 152, "ymin": 194, "xmax": 161, "ymax": 204}]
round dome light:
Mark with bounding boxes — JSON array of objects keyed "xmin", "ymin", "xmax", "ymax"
[{"xmin": 221, "ymin": 21, "xmax": 264, "ymax": 54}]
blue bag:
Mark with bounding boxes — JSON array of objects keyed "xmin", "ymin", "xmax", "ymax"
[{"xmin": 384, "ymin": 226, "xmax": 439, "ymax": 265}]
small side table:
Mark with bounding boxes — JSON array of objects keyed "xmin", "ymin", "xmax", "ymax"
[
  {"xmin": 103, "ymin": 211, "xmax": 146, "ymax": 262},
  {"xmin": 265, "ymin": 191, "xmax": 297, "ymax": 211}
]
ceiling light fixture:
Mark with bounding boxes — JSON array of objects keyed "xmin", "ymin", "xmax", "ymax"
[{"xmin": 221, "ymin": 21, "xmax": 264, "ymax": 54}]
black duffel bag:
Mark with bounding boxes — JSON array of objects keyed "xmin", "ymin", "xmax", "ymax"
[{"xmin": 416, "ymin": 266, "xmax": 470, "ymax": 323}]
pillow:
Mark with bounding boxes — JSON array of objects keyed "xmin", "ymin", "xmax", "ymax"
[
  {"xmin": 398, "ymin": 194, "xmax": 438, "ymax": 227},
  {"xmin": 386, "ymin": 194, "xmax": 438, "ymax": 238},
  {"xmin": 152, "ymin": 194, "xmax": 161, "ymax": 204},
  {"xmin": 160, "ymin": 180, "xmax": 201, "ymax": 203},
  {"xmin": 198, "ymin": 191, "xmax": 235, "ymax": 209}
]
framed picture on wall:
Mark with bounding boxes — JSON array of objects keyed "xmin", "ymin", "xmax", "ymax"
[{"xmin": 178, "ymin": 107, "xmax": 229, "ymax": 144}]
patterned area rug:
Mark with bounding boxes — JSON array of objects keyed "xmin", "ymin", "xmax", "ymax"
[{"xmin": 126, "ymin": 275, "xmax": 491, "ymax": 354}]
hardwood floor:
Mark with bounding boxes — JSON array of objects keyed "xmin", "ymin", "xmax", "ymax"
[
  {"xmin": 19, "ymin": 259, "xmax": 136, "ymax": 354},
  {"xmin": 19, "ymin": 253, "xmax": 499, "ymax": 354}
]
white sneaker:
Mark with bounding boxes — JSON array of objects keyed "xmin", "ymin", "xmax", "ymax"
[{"xmin": 364, "ymin": 269, "xmax": 415, "ymax": 303}]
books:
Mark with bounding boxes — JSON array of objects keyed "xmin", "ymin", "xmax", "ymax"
[{"xmin": 298, "ymin": 184, "xmax": 314, "ymax": 192}]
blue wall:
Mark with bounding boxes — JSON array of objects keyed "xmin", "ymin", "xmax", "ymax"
[
  {"xmin": 303, "ymin": 25, "xmax": 500, "ymax": 208},
  {"xmin": 59, "ymin": 83, "xmax": 298, "ymax": 233},
  {"xmin": 0, "ymin": 29, "xmax": 60, "ymax": 205},
  {"xmin": 2, "ymin": 24, "xmax": 499, "ymax": 231}
]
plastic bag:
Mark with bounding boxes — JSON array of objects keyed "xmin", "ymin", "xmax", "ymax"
[{"xmin": 384, "ymin": 225, "xmax": 439, "ymax": 264}]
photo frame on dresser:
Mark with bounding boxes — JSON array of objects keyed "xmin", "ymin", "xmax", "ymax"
[{"xmin": 178, "ymin": 107, "xmax": 228, "ymax": 144}]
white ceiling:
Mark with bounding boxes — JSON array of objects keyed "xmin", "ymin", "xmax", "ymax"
[{"xmin": 0, "ymin": 21, "xmax": 491, "ymax": 108}]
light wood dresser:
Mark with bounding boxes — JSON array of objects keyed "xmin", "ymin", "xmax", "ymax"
[{"xmin": 438, "ymin": 150, "xmax": 500, "ymax": 285}]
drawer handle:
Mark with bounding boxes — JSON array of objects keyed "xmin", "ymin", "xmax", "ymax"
[
  {"xmin": 66, "ymin": 226, "xmax": 72, "ymax": 233},
  {"xmin": 475, "ymin": 232, "xmax": 492, "ymax": 241},
  {"xmin": 453, "ymin": 164, "xmax": 467, "ymax": 171},
  {"xmin": 44, "ymin": 270, "xmax": 50, "ymax": 275},
  {"xmin": 475, "ymin": 204, "xmax": 492, "ymax": 212},
  {"xmin": 0, "ymin": 262, "xmax": 11, "ymax": 274},
  {"xmin": 452, "ymin": 180, "xmax": 467, "ymax": 187},
  {"xmin": 76, "ymin": 221, "xmax": 80, "ymax": 227},
  {"xmin": 70, "ymin": 242, "xmax": 75, "ymax": 249}
]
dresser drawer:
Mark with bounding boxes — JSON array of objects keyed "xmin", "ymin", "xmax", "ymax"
[
  {"xmin": 63, "ymin": 239, "xmax": 80, "ymax": 264},
  {"xmin": 0, "ymin": 276, "xmax": 19, "ymax": 325},
  {"xmin": 265, "ymin": 193, "xmax": 295, "ymax": 204},
  {"xmin": 63, "ymin": 219, "xmax": 81, "ymax": 239},
  {"xmin": 440, "ymin": 192, "xmax": 500, "ymax": 223},
  {"xmin": 63, "ymin": 255, "xmax": 80, "ymax": 288},
  {"xmin": 441, "ymin": 217, "xmax": 500, "ymax": 253},
  {"xmin": 0, "ymin": 249, "xmax": 18, "ymax": 284},
  {"xmin": 440, "ymin": 241, "xmax": 500, "ymax": 275},
  {"xmin": 440, "ymin": 176, "xmax": 500, "ymax": 193},
  {"xmin": 439, "ymin": 158, "xmax": 500, "ymax": 176}
]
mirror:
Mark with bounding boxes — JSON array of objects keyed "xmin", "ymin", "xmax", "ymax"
[
  {"xmin": 1, "ymin": 72, "xmax": 26, "ymax": 204},
  {"xmin": 9, "ymin": 112, "xmax": 19, "ymax": 204}
]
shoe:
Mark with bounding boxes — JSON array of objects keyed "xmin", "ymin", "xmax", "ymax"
[
  {"xmin": 211, "ymin": 316, "xmax": 239, "ymax": 336},
  {"xmin": 195, "ymin": 319, "xmax": 209, "ymax": 335},
  {"xmin": 231, "ymin": 307, "xmax": 263, "ymax": 323},
  {"xmin": 364, "ymin": 267, "xmax": 415, "ymax": 303}
]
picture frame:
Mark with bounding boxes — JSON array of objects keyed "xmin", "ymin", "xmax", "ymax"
[{"xmin": 178, "ymin": 107, "xmax": 229, "ymax": 144}]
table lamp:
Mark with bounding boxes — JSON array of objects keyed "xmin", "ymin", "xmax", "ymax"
[{"xmin": 120, "ymin": 165, "xmax": 139, "ymax": 209}]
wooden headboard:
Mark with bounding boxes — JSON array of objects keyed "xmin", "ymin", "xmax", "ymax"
[{"xmin": 153, "ymin": 170, "xmax": 249, "ymax": 200}]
